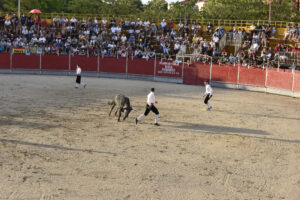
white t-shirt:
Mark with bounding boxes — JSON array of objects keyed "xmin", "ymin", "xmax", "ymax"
[
  {"xmin": 5, "ymin": 20, "xmax": 11, "ymax": 26},
  {"xmin": 70, "ymin": 18, "xmax": 77, "ymax": 23},
  {"xmin": 76, "ymin": 67, "xmax": 82, "ymax": 75},
  {"xmin": 161, "ymin": 21, "xmax": 167, "ymax": 27},
  {"xmin": 121, "ymin": 35, "xmax": 127, "ymax": 43},
  {"xmin": 144, "ymin": 21, "xmax": 150, "ymax": 27},
  {"xmin": 205, "ymin": 84, "xmax": 213, "ymax": 95},
  {"xmin": 39, "ymin": 37, "xmax": 46, "ymax": 43},
  {"xmin": 102, "ymin": 19, "xmax": 107, "ymax": 25},
  {"xmin": 147, "ymin": 92, "xmax": 155, "ymax": 106}
]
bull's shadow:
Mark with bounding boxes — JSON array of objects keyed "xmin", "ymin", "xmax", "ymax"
[{"xmin": 165, "ymin": 120, "xmax": 269, "ymax": 135}]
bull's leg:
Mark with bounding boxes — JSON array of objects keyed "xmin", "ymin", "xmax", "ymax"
[
  {"xmin": 117, "ymin": 109, "xmax": 122, "ymax": 122},
  {"xmin": 109, "ymin": 104, "xmax": 115, "ymax": 116}
]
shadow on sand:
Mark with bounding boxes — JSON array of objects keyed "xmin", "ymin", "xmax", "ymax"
[
  {"xmin": 0, "ymin": 119, "xmax": 59, "ymax": 129},
  {"xmin": 0, "ymin": 138, "xmax": 116, "ymax": 155},
  {"xmin": 164, "ymin": 121, "xmax": 300, "ymax": 144},
  {"xmin": 165, "ymin": 120, "xmax": 269, "ymax": 135},
  {"xmin": 213, "ymin": 109, "xmax": 300, "ymax": 121}
]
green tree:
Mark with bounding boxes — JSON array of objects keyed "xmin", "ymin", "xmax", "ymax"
[
  {"xmin": 68, "ymin": 0, "xmax": 103, "ymax": 14},
  {"xmin": 168, "ymin": 0, "xmax": 200, "ymax": 22},
  {"xmin": 201, "ymin": 0, "xmax": 300, "ymax": 21},
  {"xmin": 101, "ymin": 0, "xmax": 144, "ymax": 16},
  {"xmin": 143, "ymin": 0, "xmax": 168, "ymax": 20}
]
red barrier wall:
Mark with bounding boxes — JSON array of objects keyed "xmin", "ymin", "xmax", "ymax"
[
  {"xmin": 183, "ymin": 65, "xmax": 198, "ymax": 85},
  {"xmin": 155, "ymin": 61, "xmax": 182, "ymax": 78},
  {"xmin": 267, "ymin": 70, "xmax": 293, "ymax": 90},
  {"xmin": 184, "ymin": 62, "xmax": 210, "ymax": 85},
  {"xmin": 211, "ymin": 64, "xmax": 238, "ymax": 83},
  {"xmin": 100, "ymin": 57, "xmax": 126, "ymax": 73},
  {"xmin": 42, "ymin": 55, "xmax": 69, "ymax": 70},
  {"xmin": 12, "ymin": 54, "xmax": 40, "ymax": 69},
  {"xmin": 70, "ymin": 55, "xmax": 97, "ymax": 71},
  {"xmin": 128, "ymin": 58, "xmax": 154, "ymax": 75},
  {"xmin": 0, "ymin": 53, "xmax": 10, "ymax": 69},
  {"xmin": 1, "ymin": 53, "xmax": 300, "ymax": 95},
  {"xmin": 294, "ymin": 71, "xmax": 300, "ymax": 92},
  {"xmin": 239, "ymin": 67, "xmax": 266, "ymax": 86}
]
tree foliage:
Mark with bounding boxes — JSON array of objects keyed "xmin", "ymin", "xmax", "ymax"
[
  {"xmin": 143, "ymin": 0, "xmax": 168, "ymax": 18},
  {"xmin": 168, "ymin": 0, "xmax": 201, "ymax": 20},
  {"xmin": 201, "ymin": 0, "xmax": 300, "ymax": 21},
  {"xmin": 0, "ymin": 0, "xmax": 299, "ymax": 22}
]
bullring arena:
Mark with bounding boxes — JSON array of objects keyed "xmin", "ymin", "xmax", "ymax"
[{"xmin": 0, "ymin": 73, "xmax": 299, "ymax": 200}]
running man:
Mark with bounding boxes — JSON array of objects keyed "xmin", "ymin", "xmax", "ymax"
[
  {"xmin": 203, "ymin": 81, "xmax": 213, "ymax": 110},
  {"xmin": 136, "ymin": 88, "xmax": 160, "ymax": 126},
  {"xmin": 75, "ymin": 64, "xmax": 87, "ymax": 88}
]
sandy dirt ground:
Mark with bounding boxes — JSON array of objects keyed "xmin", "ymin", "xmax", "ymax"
[{"xmin": 0, "ymin": 74, "xmax": 299, "ymax": 200}]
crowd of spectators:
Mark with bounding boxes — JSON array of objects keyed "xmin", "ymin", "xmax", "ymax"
[
  {"xmin": 0, "ymin": 13, "xmax": 220, "ymax": 60},
  {"xmin": 0, "ymin": 13, "xmax": 299, "ymax": 69},
  {"xmin": 209, "ymin": 23, "xmax": 300, "ymax": 69}
]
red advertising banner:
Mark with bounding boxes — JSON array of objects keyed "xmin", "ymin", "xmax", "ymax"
[
  {"xmin": 100, "ymin": 57, "xmax": 126, "ymax": 73},
  {"xmin": 0, "ymin": 53, "xmax": 10, "ymax": 69},
  {"xmin": 12, "ymin": 54, "xmax": 40, "ymax": 69},
  {"xmin": 267, "ymin": 70, "xmax": 293, "ymax": 90},
  {"xmin": 211, "ymin": 64, "xmax": 238, "ymax": 83},
  {"xmin": 155, "ymin": 60, "xmax": 182, "ymax": 78},
  {"xmin": 70, "ymin": 55, "xmax": 97, "ymax": 71},
  {"xmin": 42, "ymin": 54, "xmax": 69, "ymax": 70},
  {"xmin": 128, "ymin": 58, "xmax": 154, "ymax": 76},
  {"xmin": 239, "ymin": 66, "xmax": 266, "ymax": 86}
]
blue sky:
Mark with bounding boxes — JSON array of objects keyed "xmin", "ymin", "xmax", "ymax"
[{"xmin": 141, "ymin": 0, "xmax": 179, "ymax": 4}]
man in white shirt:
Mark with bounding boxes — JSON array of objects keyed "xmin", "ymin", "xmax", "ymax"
[
  {"xmin": 203, "ymin": 81, "xmax": 213, "ymax": 110},
  {"xmin": 136, "ymin": 88, "xmax": 160, "ymax": 126},
  {"xmin": 75, "ymin": 64, "xmax": 87, "ymax": 88}
]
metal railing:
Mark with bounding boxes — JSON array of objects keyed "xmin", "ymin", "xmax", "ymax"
[
  {"xmin": 225, "ymin": 32, "xmax": 243, "ymax": 55},
  {"xmin": 1, "ymin": 12, "xmax": 298, "ymax": 28},
  {"xmin": 277, "ymin": 51, "xmax": 300, "ymax": 66},
  {"xmin": 218, "ymin": 33, "xmax": 227, "ymax": 52}
]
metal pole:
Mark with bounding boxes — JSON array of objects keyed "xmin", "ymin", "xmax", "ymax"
[
  {"xmin": 268, "ymin": 0, "xmax": 272, "ymax": 23},
  {"xmin": 154, "ymin": 54, "xmax": 157, "ymax": 80},
  {"xmin": 209, "ymin": 57, "xmax": 212, "ymax": 82},
  {"xmin": 237, "ymin": 61, "xmax": 240, "ymax": 89},
  {"xmin": 97, "ymin": 54, "xmax": 100, "ymax": 77},
  {"xmin": 18, "ymin": 0, "xmax": 21, "ymax": 19},
  {"xmin": 126, "ymin": 53, "xmax": 128, "ymax": 79},
  {"xmin": 10, "ymin": 53, "xmax": 13, "ymax": 72},
  {"xmin": 277, "ymin": 56, "xmax": 280, "ymax": 72},
  {"xmin": 182, "ymin": 60, "xmax": 184, "ymax": 82},
  {"xmin": 40, "ymin": 53, "xmax": 42, "ymax": 74},
  {"xmin": 265, "ymin": 67, "xmax": 268, "ymax": 92},
  {"xmin": 68, "ymin": 53, "xmax": 71, "ymax": 76},
  {"xmin": 292, "ymin": 69, "xmax": 295, "ymax": 97}
]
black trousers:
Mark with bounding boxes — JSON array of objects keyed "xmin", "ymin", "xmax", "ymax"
[
  {"xmin": 144, "ymin": 104, "xmax": 159, "ymax": 116},
  {"xmin": 76, "ymin": 75, "xmax": 81, "ymax": 84},
  {"xmin": 204, "ymin": 94, "xmax": 212, "ymax": 104}
]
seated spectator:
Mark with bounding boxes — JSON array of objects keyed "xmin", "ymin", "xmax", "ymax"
[{"xmin": 206, "ymin": 21, "xmax": 213, "ymax": 34}]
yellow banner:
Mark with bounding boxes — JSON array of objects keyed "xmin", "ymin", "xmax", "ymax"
[{"xmin": 13, "ymin": 48, "xmax": 25, "ymax": 54}]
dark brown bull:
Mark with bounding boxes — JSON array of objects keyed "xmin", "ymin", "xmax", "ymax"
[{"xmin": 108, "ymin": 94, "xmax": 133, "ymax": 122}]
